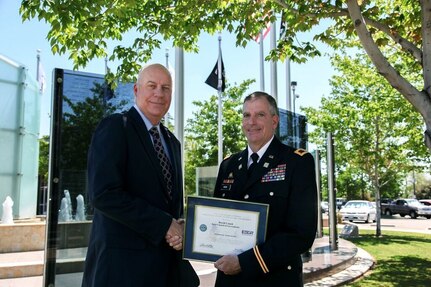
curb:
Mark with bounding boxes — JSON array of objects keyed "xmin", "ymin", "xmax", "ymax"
[{"xmin": 305, "ymin": 247, "xmax": 375, "ymax": 287}]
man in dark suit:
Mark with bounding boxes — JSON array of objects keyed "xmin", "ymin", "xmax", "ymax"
[
  {"xmin": 213, "ymin": 92, "xmax": 317, "ymax": 287},
  {"xmin": 82, "ymin": 64, "xmax": 198, "ymax": 287}
]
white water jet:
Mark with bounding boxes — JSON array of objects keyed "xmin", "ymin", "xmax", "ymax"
[
  {"xmin": 1, "ymin": 196, "xmax": 14, "ymax": 224},
  {"xmin": 75, "ymin": 194, "xmax": 86, "ymax": 221}
]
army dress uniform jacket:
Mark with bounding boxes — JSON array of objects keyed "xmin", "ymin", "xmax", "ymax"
[
  {"xmin": 82, "ymin": 107, "xmax": 198, "ymax": 287},
  {"xmin": 213, "ymin": 137, "xmax": 317, "ymax": 287}
]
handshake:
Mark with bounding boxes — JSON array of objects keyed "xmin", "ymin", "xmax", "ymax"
[{"xmin": 165, "ymin": 218, "xmax": 185, "ymax": 251}]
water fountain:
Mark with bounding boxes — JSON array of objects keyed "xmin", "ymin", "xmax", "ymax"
[
  {"xmin": 1, "ymin": 196, "xmax": 14, "ymax": 224},
  {"xmin": 75, "ymin": 194, "xmax": 86, "ymax": 221},
  {"xmin": 58, "ymin": 197, "xmax": 70, "ymax": 222},
  {"xmin": 58, "ymin": 190, "xmax": 73, "ymax": 222},
  {"xmin": 64, "ymin": 190, "xmax": 73, "ymax": 220}
]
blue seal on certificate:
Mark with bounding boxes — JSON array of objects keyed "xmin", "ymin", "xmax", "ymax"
[{"xmin": 199, "ymin": 224, "xmax": 207, "ymax": 232}]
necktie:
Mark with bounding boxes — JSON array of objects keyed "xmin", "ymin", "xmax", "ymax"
[
  {"xmin": 248, "ymin": 153, "xmax": 259, "ymax": 177},
  {"xmin": 149, "ymin": 127, "xmax": 173, "ymax": 199}
]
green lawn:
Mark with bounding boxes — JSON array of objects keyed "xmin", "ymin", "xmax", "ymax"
[{"xmin": 343, "ymin": 230, "xmax": 431, "ymax": 287}]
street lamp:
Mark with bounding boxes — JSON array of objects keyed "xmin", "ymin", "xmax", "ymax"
[
  {"xmin": 291, "ymin": 81, "xmax": 297, "ymax": 113},
  {"xmin": 290, "ymin": 81, "xmax": 300, "ymax": 148},
  {"xmin": 291, "ymin": 81, "xmax": 299, "ymax": 114}
]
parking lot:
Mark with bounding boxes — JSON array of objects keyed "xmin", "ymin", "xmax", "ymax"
[{"xmin": 343, "ymin": 214, "xmax": 431, "ymax": 234}]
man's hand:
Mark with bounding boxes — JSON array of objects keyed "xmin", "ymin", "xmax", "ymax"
[
  {"xmin": 165, "ymin": 219, "xmax": 184, "ymax": 251},
  {"xmin": 214, "ymin": 255, "xmax": 241, "ymax": 275}
]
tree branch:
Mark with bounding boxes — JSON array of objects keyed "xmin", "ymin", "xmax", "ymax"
[
  {"xmin": 273, "ymin": 0, "xmax": 422, "ymax": 63},
  {"xmin": 347, "ymin": 0, "xmax": 431, "ymax": 151}
]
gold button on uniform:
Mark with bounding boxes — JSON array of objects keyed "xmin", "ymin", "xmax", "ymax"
[
  {"xmin": 287, "ymin": 265, "xmax": 292, "ymax": 270},
  {"xmin": 244, "ymin": 194, "xmax": 249, "ymax": 199},
  {"xmin": 222, "ymin": 193, "xmax": 225, "ymax": 197},
  {"xmin": 269, "ymin": 192, "xmax": 274, "ymax": 196}
]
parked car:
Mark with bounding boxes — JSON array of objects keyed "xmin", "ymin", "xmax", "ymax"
[
  {"xmin": 321, "ymin": 201, "xmax": 329, "ymax": 213},
  {"xmin": 419, "ymin": 199, "xmax": 431, "ymax": 206},
  {"xmin": 380, "ymin": 198, "xmax": 393, "ymax": 214},
  {"xmin": 339, "ymin": 200, "xmax": 377, "ymax": 223},
  {"xmin": 383, "ymin": 199, "xmax": 431, "ymax": 219}
]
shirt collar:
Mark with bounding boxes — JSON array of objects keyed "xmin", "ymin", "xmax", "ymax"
[
  {"xmin": 247, "ymin": 135, "xmax": 274, "ymax": 163},
  {"xmin": 133, "ymin": 104, "xmax": 160, "ymax": 132}
]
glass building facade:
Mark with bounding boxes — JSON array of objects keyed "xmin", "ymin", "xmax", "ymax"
[{"xmin": 0, "ymin": 54, "xmax": 40, "ymax": 219}]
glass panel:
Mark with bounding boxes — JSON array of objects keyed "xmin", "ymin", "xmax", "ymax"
[
  {"xmin": 277, "ymin": 108, "xmax": 308, "ymax": 149},
  {"xmin": 45, "ymin": 69, "xmax": 134, "ymax": 286},
  {"xmin": 0, "ymin": 56, "xmax": 40, "ymax": 219}
]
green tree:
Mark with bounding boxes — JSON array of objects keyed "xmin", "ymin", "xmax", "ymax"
[
  {"xmin": 61, "ymin": 82, "xmax": 127, "ymax": 170},
  {"xmin": 184, "ymin": 80, "xmax": 253, "ymax": 195},
  {"xmin": 20, "ymin": 0, "xmax": 431, "ymax": 150},
  {"xmin": 303, "ymin": 52, "xmax": 428, "ymax": 236},
  {"xmin": 38, "ymin": 135, "xmax": 49, "ymax": 185},
  {"xmin": 407, "ymin": 172, "xmax": 431, "ymax": 199}
]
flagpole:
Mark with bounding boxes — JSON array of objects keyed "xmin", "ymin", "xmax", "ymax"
[
  {"xmin": 36, "ymin": 49, "xmax": 41, "ymax": 80},
  {"xmin": 270, "ymin": 21, "xmax": 278, "ymax": 103},
  {"xmin": 165, "ymin": 48, "xmax": 169, "ymax": 68},
  {"xmin": 175, "ymin": 46, "xmax": 185, "ymax": 205},
  {"xmin": 259, "ymin": 30, "xmax": 265, "ymax": 91},
  {"xmin": 164, "ymin": 48, "xmax": 170, "ymax": 125},
  {"xmin": 104, "ymin": 56, "xmax": 108, "ymax": 74},
  {"xmin": 217, "ymin": 34, "xmax": 223, "ymax": 167},
  {"xmin": 175, "ymin": 47, "xmax": 184, "ymax": 147},
  {"xmin": 286, "ymin": 62, "xmax": 292, "ymax": 112}
]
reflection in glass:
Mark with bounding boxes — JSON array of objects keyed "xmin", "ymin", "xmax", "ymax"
[{"xmin": 46, "ymin": 69, "xmax": 133, "ymax": 286}]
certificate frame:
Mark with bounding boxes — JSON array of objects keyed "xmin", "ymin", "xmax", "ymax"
[{"xmin": 183, "ymin": 196, "xmax": 269, "ymax": 263}]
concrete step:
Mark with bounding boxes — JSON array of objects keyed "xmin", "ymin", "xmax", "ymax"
[
  {"xmin": 0, "ymin": 250, "xmax": 44, "ymax": 279},
  {"xmin": 0, "ymin": 248, "xmax": 87, "ymax": 279}
]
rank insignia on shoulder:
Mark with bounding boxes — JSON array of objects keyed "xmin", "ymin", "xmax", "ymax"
[{"xmin": 294, "ymin": 148, "xmax": 308, "ymax": 156}]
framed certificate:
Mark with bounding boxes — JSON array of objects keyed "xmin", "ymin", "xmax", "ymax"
[{"xmin": 183, "ymin": 196, "xmax": 269, "ymax": 263}]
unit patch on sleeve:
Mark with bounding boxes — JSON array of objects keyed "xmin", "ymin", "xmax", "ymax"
[{"xmin": 294, "ymin": 148, "xmax": 308, "ymax": 156}]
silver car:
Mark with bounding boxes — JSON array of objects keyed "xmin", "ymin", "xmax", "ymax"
[{"xmin": 340, "ymin": 200, "xmax": 377, "ymax": 223}]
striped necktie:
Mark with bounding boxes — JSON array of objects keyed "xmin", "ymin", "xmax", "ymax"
[{"xmin": 149, "ymin": 127, "xmax": 173, "ymax": 198}]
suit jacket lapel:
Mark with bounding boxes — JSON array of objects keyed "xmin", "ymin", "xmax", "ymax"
[{"xmin": 126, "ymin": 108, "xmax": 171, "ymax": 200}]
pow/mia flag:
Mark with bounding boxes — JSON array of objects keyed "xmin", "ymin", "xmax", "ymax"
[{"xmin": 205, "ymin": 57, "xmax": 226, "ymax": 92}]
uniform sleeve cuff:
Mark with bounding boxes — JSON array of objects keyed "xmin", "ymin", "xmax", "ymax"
[{"xmin": 238, "ymin": 245, "xmax": 269, "ymax": 276}]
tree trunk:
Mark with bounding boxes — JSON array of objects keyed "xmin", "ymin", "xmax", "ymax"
[{"xmin": 347, "ymin": 0, "xmax": 431, "ymax": 151}]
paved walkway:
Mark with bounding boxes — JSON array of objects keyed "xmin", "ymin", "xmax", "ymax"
[
  {"xmin": 0, "ymin": 236, "xmax": 374, "ymax": 287},
  {"xmin": 191, "ymin": 236, "xmax": 374, "ymax": 287}
]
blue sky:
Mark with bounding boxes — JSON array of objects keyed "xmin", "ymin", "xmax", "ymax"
[{"xmin": 1, "ymin": 1, "xmax": 334, "ymax": 137}]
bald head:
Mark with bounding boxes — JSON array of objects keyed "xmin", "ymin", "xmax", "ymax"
[{"xmin": 133, "ymin": 64, "xmax": 173, "ymax": 125}]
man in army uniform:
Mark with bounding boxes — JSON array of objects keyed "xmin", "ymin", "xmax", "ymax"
[{"xmin": 213, "ymin": 91, "xmax": 317, "ymax": 287}]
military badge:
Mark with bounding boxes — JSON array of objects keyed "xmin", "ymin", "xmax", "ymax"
[
  {"xmin": 261, "ymin": 164, "xmax": 286, "ymax": 182},
  {"xmin": 221, "ymin": 184, "xmax": 231, "ymax": 190}
]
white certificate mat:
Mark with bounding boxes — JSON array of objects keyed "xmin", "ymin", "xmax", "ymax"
[{"xmin": 183, "ymin": 196, "xmax": 269, "ymax": 263}]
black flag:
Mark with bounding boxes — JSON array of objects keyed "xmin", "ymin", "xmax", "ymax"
[
  {"xmin": 280, "ymin": 11, "xmax": 286, "ymax": 40},
  {"xmin": 205, "ymin": 57, "xmax": 226, "ymax": 92}
]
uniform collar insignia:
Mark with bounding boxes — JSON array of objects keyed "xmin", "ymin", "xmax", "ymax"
[
  {"xmin": 268, "ymin": 155, "xmax": 274, "ymax": 159},
  {"xmin": 238, "ymin": 164, "xmax": 243, "ymax": 170},
  {"xmin": 263, "ymin": 162, "xmax": 269, "ymax": 168},
  {"xmin": 238, "ymin": 157, "xmax": 242, "ymax": 161},
  {"xmin": 228, "ymin": 173, "xmax": 234, "ymax": 178}
]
